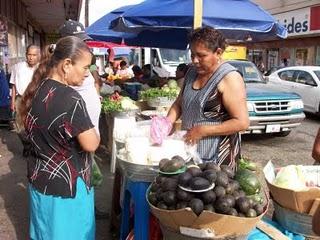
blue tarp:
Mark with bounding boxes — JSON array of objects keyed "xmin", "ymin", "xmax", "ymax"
[{"xmin": 248, "ymin": 218, "xmax": 305, "ymax": 240}]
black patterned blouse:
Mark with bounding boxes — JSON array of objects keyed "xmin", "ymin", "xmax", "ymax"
[{"xmin": 25, "ymin": 79, "xmax": 94, "ymax": 198}]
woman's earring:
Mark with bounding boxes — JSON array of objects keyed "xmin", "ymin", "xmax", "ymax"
[{"xmin": 64, "ymin": 72, "xmax": 68, "ymax": 82}]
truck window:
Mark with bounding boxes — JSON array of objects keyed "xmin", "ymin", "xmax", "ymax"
[{"xmin": 159, "ymin": 49, "xmax": 190, "ymax": 66}]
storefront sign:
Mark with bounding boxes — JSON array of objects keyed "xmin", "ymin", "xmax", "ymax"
[
  {"xmin": 222, "ymin": 46, "xmax": 247, "ymax": 60},
  {"xmin": 275, "ymin": 6, "xmax": 320, "ymax": 37}
]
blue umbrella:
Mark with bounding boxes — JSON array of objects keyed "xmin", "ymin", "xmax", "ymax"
[
  {"xmin": 86, "ymin": 5, "xmax": 136, "ymax": 43},
  {"xmin": 86, "ymin": 5, "xmax": 189, "ymax": 49},
  {"xmin": 111, "ymin": 0, "xmax": 287, "ymax": 43}
]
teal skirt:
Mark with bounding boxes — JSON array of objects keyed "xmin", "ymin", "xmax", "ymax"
[{"xmin": 29, "ymin": 178, "xmax": 95, "ymax": 240}]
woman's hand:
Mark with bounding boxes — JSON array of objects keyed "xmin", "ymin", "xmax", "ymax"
[{"xmin": 184, "ymin": 125, "xmax": 205, "ymax": 145}]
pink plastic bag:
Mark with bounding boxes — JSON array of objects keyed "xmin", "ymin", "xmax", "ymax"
[{"xmin": 150, "ymin": 116, "xmax": 172, "ymax": 145}]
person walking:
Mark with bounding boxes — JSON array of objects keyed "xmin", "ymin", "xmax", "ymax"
[
  {"xmin": 167, "ymin": 27, "xmax": 249, "ymax": 172},
  {"xmin": 9, "ymin": 44, "xmax": 40, "ymax": 156},
  {"xmin": 19, "ymin": 36, "xmax": 100, "ymax": 240}
]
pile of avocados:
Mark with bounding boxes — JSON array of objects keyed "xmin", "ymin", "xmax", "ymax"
[{"xmin": 148, "ymin": 161, "xmax": 265, "ymax": 218}]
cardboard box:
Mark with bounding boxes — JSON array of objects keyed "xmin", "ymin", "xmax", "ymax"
[
  {"xmin": 263, "ymin": 161, "xmax": 320, "ymax": 214},
  {"xmin": 273, "ymin": 201, "xmax": 318, "ymax": 238},
  {"xmin": 148, "ymin": 196, "xmax": 268, "ymax": 238}
]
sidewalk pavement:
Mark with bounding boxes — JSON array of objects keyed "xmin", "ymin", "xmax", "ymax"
[{"xmin": 0, "ymin": 127, "xmax": 116, "ymax": 240}]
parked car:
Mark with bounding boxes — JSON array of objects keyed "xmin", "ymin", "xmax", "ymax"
[
  {"xmin": 264, "ymin": 66, "xmax": 282, "ymax": 76},
  {"xmin": 227, "ymin": 60, "xmax": 305, "ymax": 136},
  {"xmin": 267, "ymin": 66, "xmax": 320, "ymax": 115}
]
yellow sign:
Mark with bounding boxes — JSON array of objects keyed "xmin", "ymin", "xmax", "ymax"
[{"xmin": 222, "ymin": 46, "xmax": 247, "ymax": 60}]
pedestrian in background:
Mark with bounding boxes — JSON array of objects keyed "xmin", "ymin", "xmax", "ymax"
[
  {"xmin": 167, "ymin": 27, "xmax": 249, "ymax": 171},
  {"xmin": 9, "ymin": 44, "xmax": 40, "ymax": 156},
  {"xmin": 19, "ymin": 36, "xmax": 100, "ymax": 240}
]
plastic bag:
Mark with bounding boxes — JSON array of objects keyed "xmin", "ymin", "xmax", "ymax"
[
  {"xmin": 185, "ymin": 143, "xmax": 203, "ymax": 164},
  {"xmin": 150, "ymin": 116, "xmax": 172, "ymax": 145},
  {"xmin": 273, "ymin": 165, "xmax": 307, "ymax": 190}
]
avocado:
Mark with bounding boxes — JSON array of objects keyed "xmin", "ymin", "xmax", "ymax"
[
  {"xmin": 178, "ymin": 172, "xmax": 193, "ymax": 187},
  {"xmin": 156, "ymin": 188, "xmax": 163, "ymax": 201},
  {"xmin": 201, "ymin": 170, "xmax": 217, "ymax": 183},
  {"xmin": 162, "ymin": 159, "xmax": 184, "ymax": 172},
  {"xmin": 187, "ymin": 167, "xmax": 203, "ymax": 177},
  {"xmin": 156, "ymin": 175, "xmax": 167, "ymax": 184},
  {"xmin": 246, "ymin": 208, "xmax": 257, "ymax": 218},
  {"xmin": 224, "ymin": 194, "xmax": 236, "ymax": 208},
  {"xmin": 215, "ymin": 197, "xmax": 231, "ymax": 214},
  {"xmin": 150, "ymin": 182, "xmax": 159, "ymax": 192},
  {"xmin": 236, "ymin": 197, "xmax": 251, "ymax": 214},
  {"xmin": 171, "ymin": 155, "xmax": 185, "ymax": 164},
  {"xmin": 198, "ymin": 163, "xmax": 207, "ymax": 171},
  {"xmin": 238, "ymin": 213, "xmax": 246, "ymax": 218},
  {"xmin": 190, "ymin": 177, "xmax": 210, "ymax": 190},
  {"xmin": 214, "ymin": 185, "xmax": 226, "ymax": 198},
  {"xmin": 225, "ymin": 184, "xmax": 233, "ymax": 194},
  {"xmin": 204, "ymin": 204, "xmax": 215, "ymax": 212},
  {"xmin": 167, "ymin": 205, "xmax": 176, "ymax": 210},
  {"xmin": 189, "ymin": 198, "xmax": 204, "ymax": 216},
  {"xmin": 220, "ymin": 165, "xmax": 235, "ymax": 178},
  {"xmin": 227, "ymin": 208, "xmax": 238, "ymax": 216},
  {"xmin": 148, "ymin": 192, "xmax": 158, "ymax": 206},
  {"xmin": 232, "ymin": 191, "xmax": 241, "ymax": 200},
  {"xmin": 215, "ymin": 171, "xmax": 229, "ymax": 187},
  {"xmin": 247, "ymin": 198, "xmax": 255, "ymax": 208},
  {"xmin": 176, "ymin": 188, "xmax": 193, "ymax": 202},
  {"xmin": 201, "ymin": 190, "xmax": 216, "ymax": 204},
  {"xmin": 161, "ymin": 178, "xmax": 178, "ymax": 191},
  {"xmin": 229, "ymin": 180, "xmax": 240, "ymax": 192},
  {"xmin": 205, "ymin": 162, "xmax": 221, "ymax": 171},
  {"xmin": 253, "ymin": 204, "xmax": 264, "ymax": 216},
  {"xmin": 157, "ymin": 201, "xmax": 168, "ymax": 210},
  {"xmin": 163, "ymin": 191, "xmax": 177, "ymax": 206},
  {"xmin": 159, "ymin": 158, "xmax": 170, "ymax": 170},
  {"xmin": 176, "ymin": 201, "xmax": 189, "ymax": 209}
]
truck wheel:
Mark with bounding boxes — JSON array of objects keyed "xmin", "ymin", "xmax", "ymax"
[{"xmin": 274, "ymin": 131, "xmax": 291, "ymax": 137}]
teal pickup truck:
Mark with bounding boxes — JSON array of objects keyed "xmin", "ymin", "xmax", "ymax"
[{"xmin": 228, "ymin": 60, "xmax": 305, "ymax": 136}]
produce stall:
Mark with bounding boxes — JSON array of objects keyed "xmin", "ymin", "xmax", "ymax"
[{"xmin": 99, "ymin": 86, "xmax": 307, "ymax": 239}]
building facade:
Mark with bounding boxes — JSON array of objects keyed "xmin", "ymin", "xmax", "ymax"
[{"xmin": 249, "ymin": 0, "xmax": 320, "ymax": 70}]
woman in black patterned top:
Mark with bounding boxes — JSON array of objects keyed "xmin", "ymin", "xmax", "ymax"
[
  {"xmin": 19, "ymin": 36, "xmax": 100, "ymax": 240},
  {"xmin": 167, "ymin": 27, "xmax": 249, "ymax": 172}
]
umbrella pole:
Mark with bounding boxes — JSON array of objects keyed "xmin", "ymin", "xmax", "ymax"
[{"xmin": 193, "ymin": 0, "xmax": 203, "ymax": 29}]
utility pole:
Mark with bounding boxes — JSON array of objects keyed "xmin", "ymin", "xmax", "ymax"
[{"xmin": 85, "ymin": 0, "xmax": 89, "ymax": 27}]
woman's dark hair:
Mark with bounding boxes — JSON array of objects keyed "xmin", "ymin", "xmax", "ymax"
[
  {"xmin": 189, "ymin": 27, "xmax": 226, "ymax": 52},
  {"xmin": 20, "ymin": 36, "xmax": 90, "ymax": 126}
]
